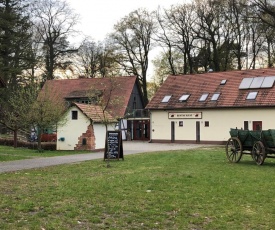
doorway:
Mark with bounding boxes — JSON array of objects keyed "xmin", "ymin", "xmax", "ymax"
[
  {"xmin": 196, "ymin": 121, "xmax": 200, "ymax": 143},
  {"xmin": 171, "ymin": 121, "xmax": 175, "ymax": 143},
  {"xmin": 133, "ymin": 120, "xmax": 150, "ymax": 141},
  {"xmin": 253, "ymin": 121, "xmax": 262, "ymax": 131}
]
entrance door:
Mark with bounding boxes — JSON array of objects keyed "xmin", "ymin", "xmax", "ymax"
[
  {"xmin": 133, "ymin": 120, "xmax": 150, "ymax": 141},
  {"xmin": 171, "ymin": 121, "xmax": 175, "ymax": 143},
  {"xmin": 253, "ymin": 121, "xmax": 262, "ymax": 131},
  {"xmin": 196, "ymin": 121, "xmax": 200, "ymax": 143}
]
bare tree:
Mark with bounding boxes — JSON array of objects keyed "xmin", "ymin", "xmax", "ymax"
[
  {"xmin": 154, "ymin": 7, "xmax": 178, "ymax": 76},
  {"xmin": 110, "ymin": 8, "xmax": 156, "ymax": 105},
  {"xmin": 0, "ymin": 84, "xmax": 39, "ymax": 147},
  {"xmin": 160, "ymin": 3, "xmax": 197, "ymax": 74},
  {"xmin": 87, "ymin": 77, "xmax": 122, "ymax": 130},
  {"xmin": 30, "ymin": 84, "xmax": 66, "ymax": 151},
  {"xmin": 250, "ymin": 0, "xmax": 275, "ymax": 67},
  {"xmin": 77, "ymin": 37, "xmax": 120, "ymax": 78},
  {"xmin": 30, "ymin": 0, "xmax": 79, "ymax": 82},
  {"xmin": 193, "ymin": 0, "xmax": 227, "ymax": 72}
]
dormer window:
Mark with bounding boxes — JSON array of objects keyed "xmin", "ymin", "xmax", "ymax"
[
  {"xmin": 246, "ymin": 91, "xmax": 258, "ymax": 100},
  {"xmin": 211, "ymin": 93, "xmax": 220, "ymax": 101},
  {"xmin": 162, "ymin": 95, "xmax": 172, "ymax": 103},
  {"xmin": 179, "ymin": 94, "xmax": 190, "ymax": 102},
  {"xmin": 199, "ymin": 93, "xmax": 208, "ymax": 102}
]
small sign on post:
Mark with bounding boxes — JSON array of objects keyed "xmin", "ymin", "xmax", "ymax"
[{"xmin": 104, "ymin": 131, "xmax": 124, "ymax": 160}]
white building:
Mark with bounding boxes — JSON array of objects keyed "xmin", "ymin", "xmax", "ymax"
[
  {"xmin": 57, "ymin": 103, "xmax": 116, "ymax": 150},
  {"xmin": 146, "ymin": 68, "xmax": 275, "ymax": 144}
]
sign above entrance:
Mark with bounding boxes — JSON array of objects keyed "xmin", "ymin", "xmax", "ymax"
[{"xmin": 168, "ymin": 112, "xmax": 202, "ymax": 119}]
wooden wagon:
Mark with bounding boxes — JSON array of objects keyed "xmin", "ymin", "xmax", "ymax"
[{"xmin": 226, "ymin": 128, "xmax": 275, "ymax": 165}]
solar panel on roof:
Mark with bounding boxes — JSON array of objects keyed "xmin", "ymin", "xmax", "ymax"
[
  {"xmin": 261, "ymin": 76, "xmax": 275, "ymax": 88},
  {"xmin": 250, "ymin": 77, "xmax": 264, "ymax": 88},
  {"xmin": 239, "ymin": 78, "xmax": 253, "ymax": 89}
]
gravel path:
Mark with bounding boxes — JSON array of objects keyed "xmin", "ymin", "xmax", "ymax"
[{"xmin": 0, "ymin": 142, "xmax": 207, "ymax": 173}]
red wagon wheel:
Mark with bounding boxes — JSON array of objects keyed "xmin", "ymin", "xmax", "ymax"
[
  {"xmin": 252, "ymin": 141, "xmax": 266, "ymax": 165},
  {"xmin": 226, "ymin": 137, "xmax": 242, "ymax": 163}
]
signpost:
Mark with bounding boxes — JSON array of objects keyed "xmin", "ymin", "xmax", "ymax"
[{"xmin": 104, "ymin": 131, "xmax": 124, "ymax": 161}]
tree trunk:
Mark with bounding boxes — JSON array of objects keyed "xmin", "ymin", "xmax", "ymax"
[
  {"xmin": 37, "ymin": 128, "xmax": 42, "ymax": 151},
  {"xmin": 13, "ymin": 129, "xmax": 18, "ymax": 148}
]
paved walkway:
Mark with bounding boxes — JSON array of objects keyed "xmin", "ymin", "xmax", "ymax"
[{"xmin": 0, "ymin": 142, "xmax": 207, "ymax": 173}]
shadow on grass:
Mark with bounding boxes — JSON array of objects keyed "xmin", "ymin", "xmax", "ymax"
[{"xmin": 229, "ymin": 158, "xmax": 275, "ymax": 167}]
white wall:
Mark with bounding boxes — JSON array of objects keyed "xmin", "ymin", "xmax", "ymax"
[
  {"xmin": 150, "ymin": 108, "xmax": 275, "ymax": 142},
  {"xmin": 57, "ymin": 107, "xmax": 117, "ymax": 150},
  {"xmin": 94, "ymin": 123, "xmax": 117, "ymax": 149},
  {"xmin": 57, "ymin": 107, "xmax": 90, "ymax": 150}
]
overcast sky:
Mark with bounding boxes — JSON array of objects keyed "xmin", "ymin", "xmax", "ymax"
[
  {"xmin": 67, "ymin": 0, "xmax": 190, "ymax": 44},
  {"xmin": 66, "ymin": 0, "xmax": 191, "ymax": 80}
]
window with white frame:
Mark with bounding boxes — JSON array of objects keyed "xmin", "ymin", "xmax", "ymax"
[
  {"xmin": 246, "ymin": 92, "xmax": 258, "ymax": 100},
  {"xmin": 179, "ymin": 94, "xmax": 190, "ymax": 102},
  {"xmin": 162, "ymin": 95, "xmax": 172, "ymax": 103},
  {"xmin": 199, "ymin": 93, "xmax": 209, "ymax": 102}
]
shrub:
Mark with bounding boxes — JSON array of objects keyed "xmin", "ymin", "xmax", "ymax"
[{"xmin": 0, "ymin": 138, "xmax": 56, "ymax": 150}]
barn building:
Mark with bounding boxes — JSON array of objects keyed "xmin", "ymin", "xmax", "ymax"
[
  {"xmin": 41, "ymin": 76, "xmax": 149, "ymax": 150},
  {"xmin": 146, "ymin": 68, "xmax": 275, "ymax": 144}
]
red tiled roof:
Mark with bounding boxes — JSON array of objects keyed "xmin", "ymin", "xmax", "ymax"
[
  {"xmin": 42, "ymin": 76, "xmax": 137, "ymax": 118},
  {"xmin": 73, "ymin": 103, "xmax": 116, "ymax": 123},
  {"xmin": 146, "ymin": 68, "xmax": 275, "ymax": 110}
]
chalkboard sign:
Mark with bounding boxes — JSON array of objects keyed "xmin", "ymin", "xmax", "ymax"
[{"xmin": 104, "ymin": 131, "xmax": 124, "ymax": 160}]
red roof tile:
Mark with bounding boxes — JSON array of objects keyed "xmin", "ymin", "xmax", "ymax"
[
  {"xmin": 146, "ymin": 68, "xmax": 275, "ymax": 110},
  {"xmin": 73, "ymin": 103, "xmax": 116, "ymax": 123},
  {"xmin": 42, "ymin": 76, "xmax": 137, "ymax": 118}
]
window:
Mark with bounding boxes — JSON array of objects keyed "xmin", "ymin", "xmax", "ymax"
[
  {"xmin": 199, "ymin": 93, "xmax": 208, "ymax": 102},
  {"xmin": 133, "ymin": 97, "xmax": 136, "ymax": 109},
  {"xmin": 211, "ymin": 93, "xmax": 220, "ymax": 101},
  {"xmin": 179, "ymin": 121, "xmax": 183, "ymax": 127},
  {"xmin": 72, "ymin": 111, "xmax": 78, "ymax": 120},
  {"xmin": 82, "ymin": 138, "xmax": 87, "ymax": 145},
  {"xmin": 220, "ymin": 79, "xmax": 227, "ymax": 85},
  {"xmin": 179, "ymin": 94, "xmax": 190, "ymax": 102},
  {"xmin": 205, "ymin": 121, "xmax": 209, "ymax": 127},
  {"xmin": 246, "ymin": 92, "xmax": 258, "ymax": 100},
  {"xmin": 162, "ymin": 95, "xmax": 172, "ymax": 103}
]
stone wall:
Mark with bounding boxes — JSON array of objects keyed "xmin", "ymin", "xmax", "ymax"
[{"xmin": 74, "ymin": 124, "xmax": 95, "ymax": 150}]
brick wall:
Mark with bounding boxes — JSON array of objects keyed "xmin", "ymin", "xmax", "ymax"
[{"xmin": 74, "ymin": 124, "xmax": 95, "ymax": 150}]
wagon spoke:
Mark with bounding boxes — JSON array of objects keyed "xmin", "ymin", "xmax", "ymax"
[
  {"xmin": 226, "ymin": 137, "xmax": 242, "ymax": 163},
  {"xmin": 252, "ymin": 141, "xmax": 266, "ymax": 165}
]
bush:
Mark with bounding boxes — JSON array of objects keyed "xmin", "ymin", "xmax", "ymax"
[{"xmin": 0, "ymin": 138, "xmax": 56, "ymax": 150}]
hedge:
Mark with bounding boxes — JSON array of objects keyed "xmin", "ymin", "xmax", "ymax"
[{"xmin": 0, "ymin": 138, "xmax": 56, "ymax": 150}]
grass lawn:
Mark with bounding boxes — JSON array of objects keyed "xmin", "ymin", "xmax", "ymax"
[{"xmin": 1, "ymin": 146, "xmax": 275, "ymax": 229}]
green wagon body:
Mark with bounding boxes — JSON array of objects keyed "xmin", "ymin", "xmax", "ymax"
[{"xmin": 226, "ymin": 129, "xmax": 275, "ymax": 165}]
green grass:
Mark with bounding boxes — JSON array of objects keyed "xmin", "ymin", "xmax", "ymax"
[
  {"xmin": 1, "ymin": 146, "xmax": 275, "ymax": 229},
  {"xmin": 0, "ymin": 145, "xmax": 93, "ymax": 161}
]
